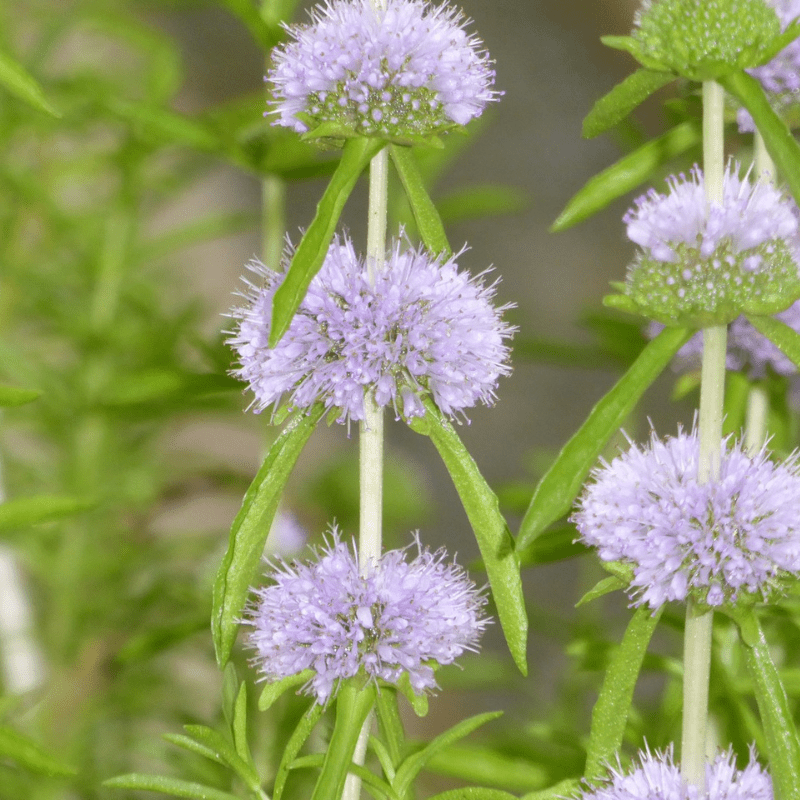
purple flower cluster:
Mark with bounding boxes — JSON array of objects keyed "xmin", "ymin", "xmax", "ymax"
[
  {"xmin": 621, "ymin": 164, "xmax": 800, "ymax": 325},
  {"xmin": 244, "ymin": 533, "xmax": 487, "ymax": 703},
  {"xmin": 573, "ymin": 430, "xmax": 800, "ymax": 609},
  {"xmin": 229, "ymin": 234, "xmax": 513, "ymax": 423},
  {"xmin": 739, "ymin": 0, "xmax": 800, "ymax": 132},
  {"xmin": 267, "ymin": 0, "xmax": 498, "ymax": 140},
  {"xmin": 578, "ymin": 747, "xmax": 772, "ymax": 800}
]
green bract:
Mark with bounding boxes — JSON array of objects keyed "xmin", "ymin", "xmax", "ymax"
[
  {"xmin": 614, "ymin": 0, "xmax": 782, "ymax": 81},
  {"xmin": 608, "ymin": 239, "xmax": 800, "ymax": 327}
]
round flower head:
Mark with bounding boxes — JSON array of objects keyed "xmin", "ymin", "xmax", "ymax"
[
  {"xmin": 631, "ymin": 0, "xmax": 782, "ymax": 80},
  {"xmin": 617, "ymin": 163, "xmax": 800, "ymax": 326},
  {"xmin": 267, "ymin": 0, "xmax": 498, "ymax": 142},
  {"xmin": 577, "ymin": 747, "xmax": 771, "ymax": 800},
  {"xmin": 573, "ymin": 430, "xmax": 800, "ymax": 609},
  {"xmin": 738, "ymin": 0, "xmax": 800, "ymax": 132},
  {"xmin": 649, "ymin": 299, "xmax": 800, "ymax": 379},
  {"xmin": 228, "ymin": 234, "xmax": 513, "ymax": 423},
  {"xmin": 244, "ymin": 532, "xmax": 488, "ymax": 703}
]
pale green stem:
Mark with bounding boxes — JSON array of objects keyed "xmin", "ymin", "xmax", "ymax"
[
  {"xmin": 348, "ymin": 62, "xmax": 390, "ymax": 800},
  {"xmin": 754, "ymin": 130, "xmax": 776, "ymax": 182},
  {"xmin": 745, "ymin": 384, "xmax": 769, "ymax": 455},
  {"xmin": 681, "ymin": 80, "xmax": 727, "ymax": 789}
]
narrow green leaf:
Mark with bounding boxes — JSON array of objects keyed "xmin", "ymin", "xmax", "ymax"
[
  {"xmin": 521, "ymin": 779, "xmax": 581, "ymax": 800},
  {"xmin": 0, "ymin": 495, "xmax": 95, "ymax": 533},
  {"xmin": 0, "ymin": 726, "xmax": 75, "ymax": 777},
  {"xmin": 374, "ymin": 688, "xmax": 405, "ymax": 769},
  {"xmin": 517, "ymin": 326, "xmax": 691, "ymax": 552},
  {"xmin": 583, "ymin": 69, "xmax": 675, "ymax": 139},
  {"xmin": 583, "ymin": 606, "xmax": 663, "ymax": 782},
  {"xmin": 212, "ymin": 405, "xmax": 324, "ymax": 666},
  {"xmin": 553, "ymin": 121, "xmax": 701, "ymax": 231},
  {"xmin": 424, "ymin": 744, "xmax": 548, "ymax": 793},
  {"xmin": 738, "ymin": 609, "xmax": 800, "ymax": 800},
  {"xmin": 182, "ymin": 725, "xmax": 261, "ymax": 792},
  {"xmin": 258, "ymin": 669, "xmax": 314, "ymax": 710},
  {"xmin": 269, "ymin": 138, "xmax": 385, "ymax": 346},
  {"xmin": 0, "ymin": 49, "xmax": 59, "ymax": 116},
  {"xmin": 392, "ymin": 672, "xmax": 429, "ymax": 717},
  {"xmin": 427, "ymin": 790, "xmax": 520, "ymax": 800},
  {"xmin": 0, "ymin": 384, "xmax": 41, "ymax": 407},
  {"xmin": 273, "ymin": 701, "xmax": 324, "ymax": 800},
  {"xmin": 393, "ymin": 711, "xmax": 502, "ymax": 796},
  {"xmin": 310, "ymin": 682, "xmax": 376, "ymax": 800},
  {"xmin": 576, "ymin": 575, "xmax": 626, "ymax": 608},
  {"xmin": 390, "ymin": 145, "xmax": 452, "ymax": 257},
  {"xmin": 232, "ymin": 683, "xmax": 251, "ymax": 765},
  {"xmin": 103, "ymin": 774, "xmax": 241, "ymax": 800},
  {"xmin": 758, "ymin": 19, "xmax": 800, "ymax": 64},
  {"xmin": 721, "ymin": 70, "xmax": 800, "ymax": 208},
  {"xmin": 747, "ymin": 314, "xmax": 800, "ymax": 370},
  {"xmin": 162, "ymin": 734, "xmax": 225, "ymax": 765},
  {"xmin": 409, "ymin": 399, "xmax": 528, "ymax": 675}
]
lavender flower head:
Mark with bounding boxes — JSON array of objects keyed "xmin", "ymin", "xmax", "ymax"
[
  {"xmin": 577, "ymin": 747, "xmax": 771, "ymax": 800},
  {"xmin": 573, "ymin": 430, "xmax": 800, "ymax": 609},
  {"xmin": 229, "ymin": 234, "xmax": 513, "ymax": 423},
  {"xmin": 267, "ymin": 0, "xmax": 498, "ymax": 141},
  {"xmin": 738, "ymin": 0, "xmax": 800, "ymax": 132},
  {"xmin": 618, "ymin": 163, "xmax": 800, "ymax": 326},
  {"xmin": 244, "ymin": 532, "xmax": 488, "ymax": 703}
]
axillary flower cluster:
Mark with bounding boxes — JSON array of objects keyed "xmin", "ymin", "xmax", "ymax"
[{"xmin": 228, "ymin": 0, "xmax": 507, "ymax": 706}]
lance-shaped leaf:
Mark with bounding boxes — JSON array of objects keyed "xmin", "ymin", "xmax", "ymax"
[
  {"xmin": 736, "ymin": 608, "xmax": 800, "ymax": 800},
  {"xmin": 517, "ymin": 326, "xmax": 691, "ymax": 552},
  {"xmin": 310, "ymin": 681, "xmax": 376, "ymax": 800},
  {"xmin": 103, "ymin": 774, "xmax": 240, "ymax": 800},
  {"xmin": 721, "ymin": 70, "xmax": 800, "ymax": 208},
  {"xmin": 428, "ymin": 788, "xmax": 520, "ymax": 800},
  {"xmin": 273, "ymin": 701, "xmax": 324, "ymax": 800},
  {"xmin": 553, "ymin": 120, "xmax": 701, "ymax": 232},
  {"xmin": 583, "ymin": 69, "xmax": 675, "ymax": 139},
  {"xmin": 393, "ymin": 712, "xmax": 502, "ymax": 797},
  {"xmin": 390, "ymin": 145, "xmax": 452, "ymax": 257},
  {"xmin": 409, "ymin": 399, "xmax": 528, "ymax": 675},
  {"xmin": 0, "ymin": 49, "xmax": 59, "ymax": 116},
  {"xmin": 258, "ymin": 669, "xmax": 314, "ymax": 711},
  {"xmin": 521, "ymin": 780, "xmax": 581, "ymax": 800},
  {"xmin": 583, "ymin": 606, "xmax": 663, "ymax": 782},
  {"xmin": 269, "ymin": 137, "xmax": 385, "ymax": 346},
  {"xmin": 0, "ymin": 384, "xmax": 41, "ymax": 407},
  {"xmin": 212, "ymin": 405, "xmax": 324, "ymax": 666},
  {"xmin": 747, "ymin": 314, "xmax": 800, "ymax": 369},
  {"xmin": 0, "ymin": 726, "xmax": 75, "ymax": 777}
]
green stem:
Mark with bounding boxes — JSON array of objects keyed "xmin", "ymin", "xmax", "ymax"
[
  {"xmin": 680, "ymin": 80, "xmax": 728, "ymax": 789},
  {"xmin": 745, "ymin": 383, "xmax": 769, "ymax": 454},
  {"xmin": 755, "ymin": 130, "xmax": 776, "ymax": 182}
]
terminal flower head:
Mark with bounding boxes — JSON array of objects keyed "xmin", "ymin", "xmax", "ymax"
[
  {"xmin": 631, "ymin": 0, "xmax": 782, "ymax": 81},
  {"xmin": 739, "ymin": 0, "xmax": 800, "ymax": 132},
  {"xmin": 229, "ymin": 234, "xmax": 513, "ymax": 424},
  {"xmin": 616, "ymin": 163, "xmax": 800, "ymax": 326},
  {"xmin": 267, "ymin": 0, "xmax": 499, "ymax": 142},
  {"xmin": 244, "ymin": 532, "xmax": 488, "ymax": 703},
  {"xmin": 577, "ymin": 747, "xmax": 771, "ymax": 800},
  {"xmin": 573, "ymin": 430, "xmax": 800, "ymax": 609}
]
